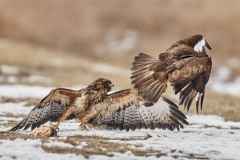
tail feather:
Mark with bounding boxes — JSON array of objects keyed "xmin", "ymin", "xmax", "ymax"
[{"xmin": 131, "ymin": 53, "xmax": 166, "ymax": 103}]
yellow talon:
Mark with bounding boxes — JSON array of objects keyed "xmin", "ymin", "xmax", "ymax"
[{"xmin": 50, "ymin": 123, "xmax": 59, "ymax": 129}]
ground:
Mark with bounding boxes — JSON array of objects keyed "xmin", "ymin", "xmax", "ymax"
[
  {"xmin": 0, "ymin": 40, "xmax": 240, "ymax": 159},
  {"xmin": 0, "ymin": 101, "xmax": 240, "ymax": 159}
]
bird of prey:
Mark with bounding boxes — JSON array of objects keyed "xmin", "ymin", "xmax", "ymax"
[
  {"xmin": 131, "ymin": 35, "xmax": 212, "ymax": 113},
  {"xmin": 10, "ymin": 78, "xmax": 114, "ymax": 132},
  {"xmin": 90, "ymin": 89, "xmax": 188, "ymax": 131}
]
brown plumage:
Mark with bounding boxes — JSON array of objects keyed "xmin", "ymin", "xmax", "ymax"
[
  {"xmin": 90, "ymin": 89, "xmax": 188, "ymax": 131},
  {"xmin": 10, "ymin": 78, "xmax": 113, "ymax": 131},
  {"xmin": 131, "ymin": 35, "xmax": 212, "ymax": 113}
]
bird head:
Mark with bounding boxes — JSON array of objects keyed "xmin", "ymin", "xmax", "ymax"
[
  {"xmin": 178, "ymin": 34, "xmax": 212, "ymax": 52},
  {"xmin": 88, "ymin": 78, "xmax": 114, "ymax": 93}
]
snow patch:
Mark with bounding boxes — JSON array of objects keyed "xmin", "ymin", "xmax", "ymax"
[
  {"xmin": 21, "ymin": 75, "xmax": 52, "ymax": 83},
  {"xmin": 187, "ymin": 114, "xmax": 240, "ymax": 129},
  {"xmin": 43, "ymin": 141, "xmax": 74, "ymax": 148},
  {"xmin": 0, "ymin": 85, "xmax": 52, "ymax": 98},
  {"xmin": 0, "ymin": 65, "xmax": 19, "ymax": 75},
  {"xmin": 0, "ymin": 139, "xmax": 85, "ymax": 160},
  {"xmin": 209, "ymin": 66, "xmax": 240, "ymax": 96},
  {"xmin": 0, "ymin": 102, "xmax": 32, "ymax": 116},
  {"xmin": 0, "ymin": 85, "xmax": 85, "ymax": 99}
]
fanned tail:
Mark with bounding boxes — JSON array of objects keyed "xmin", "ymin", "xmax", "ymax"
[{"xmin": 131, "ymin": 53, "xmax": 166, "ymax": 102}]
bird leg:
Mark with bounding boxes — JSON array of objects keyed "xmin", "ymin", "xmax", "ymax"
[
  {"xmin": 51, "ymin": 106, "xmax": 76, "ymax": 130},
  {"xmin": 77, "ymin": 108, "xmax": 98, "ymax": 130},
  {"xmin": 80, "ymin": 116, "xmax": 91, "ymax": 130}
]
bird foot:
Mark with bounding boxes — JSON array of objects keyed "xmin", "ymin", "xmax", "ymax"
[
  {"xmin": 80, "ymin": 124, "xmax": 92, "ymax": 131},
  {"xmin": 50, "ymin": 123, "xmax": 59, "ymax": 130}
]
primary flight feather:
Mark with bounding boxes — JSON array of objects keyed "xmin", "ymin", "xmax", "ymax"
[{"xmin": 131, "ymin": 34, "xmax": 212, "ymax": 113}]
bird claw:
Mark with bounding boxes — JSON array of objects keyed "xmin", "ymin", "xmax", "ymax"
[
  {"xmin": 80, "ymin": 124, "xmax": 92, "ymax": 131},
  {"xmin": 50, "ymin": 123, "xmax": 59, "ymax": 130}
]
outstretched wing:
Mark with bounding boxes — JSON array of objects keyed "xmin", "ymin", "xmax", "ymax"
[
  {"xmin": 10, "ymin": 88, "xmax": 81, "ymax": 131},
  {"xmin": 171, "ymin": 56, "xmax": 212, "ymax": 113},
  {"xmin": 174, "ymin": 58, "xmax": 212, "ymax": 113},
  {"xmin": 131, "ymin": 51, "xmax": 212, "ymax": 113},
  {"xmin": 91, "ymin": 89, "xmax": 188, "ymax": 131}
]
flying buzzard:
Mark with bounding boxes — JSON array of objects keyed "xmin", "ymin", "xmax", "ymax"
[
  {"xmin": 91, "ymin": 89, "xmax": 188, "ymax": 131},
  {"xmin": 131, "ymin": 34, "xmax": 212, "ymax": 113},
  {"xmin": 10, "ymin": 78, "xmax": 113, "ymax": 131}
]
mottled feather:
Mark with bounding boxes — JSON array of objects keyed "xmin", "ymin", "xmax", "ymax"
[
  {"xmin": 91, "ymin": 89, "xmax": 188, "ymax": 131},
  {"xmin": 10, "ymin": 78, "xmax": 114, "ymax": 131},
  {"xmin": 131, "ymin": 35, "xmax": 212, "ymax": 112}
]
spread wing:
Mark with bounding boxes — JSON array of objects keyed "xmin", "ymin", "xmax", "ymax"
[
  {"xmin": 10, "ymin": 88, "xmax": 81, "ymax": 131},
  {"xmin": 170, "ymin": 56, "xmax": 212, "ymax": 112},
  {"xmin": 131, "ymin": 52, "xmax": 212, "ymax": 113},
  {"xmin": 91, "ymin": 89, "xmax": 188, "ymax": 131}
]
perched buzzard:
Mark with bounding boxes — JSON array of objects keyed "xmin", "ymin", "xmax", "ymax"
[
  {"xmin": 131, "ymin": 35, "xmax": 212, "ymax": 113},
  {"xmin": 10, "ymin": 78, "xmax": 113, "ymax": 131},
  {"xmin": 91, "ymin": 89, "xmax": 188, "ymax": 131}
]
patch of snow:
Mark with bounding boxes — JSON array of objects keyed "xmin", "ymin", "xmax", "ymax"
[
  {"xmin": 0, "ymin": 65, "xmax": 19, "ymax": 75},
  {"xmin": 44, "ymin": 140, "xmax": 74, "ymax": 148},
  {"xmin": 0, "ymin": 84, "xmax": 239, "ymax": 159},
  {"xmin": 0, "ymin": 85, "xmax": 52, "ymax": 98},
  {"xmin": 1, "ymin": 113, "xmax": 240, "ymax": 159},
  {"xmin": 0, "ymin": 117, "xmax": 23, "ymax": 122},
  {"xmin": 0, "ymin": 102, "xmax": 32, "ymax": 116},
  {"xmin": 21, "ymin": 75, "xmax": 52, "ymax": 83},
  {"xmin": 0, "ymin": 139, "xmax": 85, "ymax": 160},
  {"xmin": 209, "ymin": 66, "xmax": 240, "ymax": 96},
  {"xmin": 187, "ymin": 114, "xmax": 240, "ymax": 129},
  {"xmin": 7, "ymin": 75, "xmax": 18, "ymax": 83},
  {"xmin": 0, "ymin": 85, "xmax": 85, "ymax": 99}
]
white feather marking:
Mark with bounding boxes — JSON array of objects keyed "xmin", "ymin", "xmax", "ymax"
[
  {"xmin": 194, "ymin": 38, "xmax": 206, "ymax": 52},
  {"xmin": 195, "ymin": 92, "xmax": 203, "ymax": 101}
]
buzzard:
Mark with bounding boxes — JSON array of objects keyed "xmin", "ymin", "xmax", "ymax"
[
  {"xmin": 131, "ymin": 35, "xmax": 212, "ymax": 113},
  {"xmin": 10, "ymin": 79, "xmax": 188, "ymax": 132},
  {"xmin": 91, "ymin": 89, "xmax": 188, "ymax": 131},
  {"xmin": 10, "ymin": 78, "xmax": 114, "ymax": 131}
]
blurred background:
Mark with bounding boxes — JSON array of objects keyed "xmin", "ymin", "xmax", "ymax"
[{"xmin": 0, "ymin": 0, "xmax": 239, "ymax": 120}]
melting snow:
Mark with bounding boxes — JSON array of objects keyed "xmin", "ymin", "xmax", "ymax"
[
  {"xmin": 209, "ymin": 66, "xmax": 240, "ymax": 96},
  {"xmin": 0, "ymin": 85, "xmax": 240, "ymax": 159},
  {"xmin": 0, "ymin": 85, "xmax": 52, "ymax": 98},
  {"xmin": 0, "ymin": 65, "xmax": 20, "ymax": 75},
  {"xmin": 0, "ymin": 102, "xmax": 32, "ymax": 116},
  {"xmin": 0, "ymin": 85, "xmax": 84, "ymax": 99}
]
